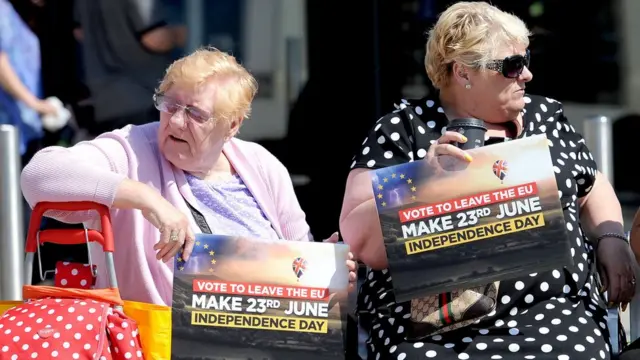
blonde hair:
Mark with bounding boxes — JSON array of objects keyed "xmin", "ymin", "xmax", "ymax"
[
  {"xmin": 425, "ymin": 1, "xmax": 531, "ymax": 89},
  {"xmin": 157, "ymin": 47, "xmax": 258, "ymax": 123}
]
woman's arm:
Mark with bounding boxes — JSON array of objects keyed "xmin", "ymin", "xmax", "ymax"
[
  {"xmin": 578, "ymin": 172, "xmax": 625, "ymax": 238},
  {"xmin": 113, "ymin": 178, "xmax": 162, "ymax": 211},
  {"xmin": 21, "ymin": 133, "xmax": 141, "ymax": 223},
  {"xmin": 0, "ymin": 52, "xmax": 44, "ymax": 111},
  {"xmin": 339, "ymin": 169, "xmax": 388, "ymax": 269},
  {"xmin": 260, "ymin": 146, "xmax": 311, "ymax": 241},
  {"xmin": 339, "ymin": 107, "xmax": 416, "ymax": 270},
  {"xmin": 547, "ymin": 103, "xmax": 624, "ymax": 239},
  {"xmin": 579, "ymin": 172, "xmax": 636, "ymax": 304}
]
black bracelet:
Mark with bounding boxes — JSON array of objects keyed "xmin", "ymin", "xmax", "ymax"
[{"xmin": 595, "ymin": 233, "xmax": 629, "ymax": 248}]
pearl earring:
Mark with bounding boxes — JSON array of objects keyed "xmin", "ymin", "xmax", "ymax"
[{"xmin": 465, "ymin": 84, "xmax": 472, "ymax": 89}]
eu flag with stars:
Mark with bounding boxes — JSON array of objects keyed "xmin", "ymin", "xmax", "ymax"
[
  {"xmin": 371, "ymin": 161, "xmax": 423, "ymax": 210},
  {"xmin": 175, "ymin": 234, "xmax": 232, "ymax": 275}
]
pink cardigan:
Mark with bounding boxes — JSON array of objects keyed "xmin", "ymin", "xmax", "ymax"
[{"xmin": 21, "ymin": 122, "xmax": 311, "ymax": 305}]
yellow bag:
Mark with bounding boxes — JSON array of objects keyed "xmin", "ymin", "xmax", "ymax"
[
  {"xmin": 123, "ymin": 300, "xmax": 172, "ymax": 360},
  {"xmin": 0, "ymin": 301, "xmax": 21, "ymax": 315}
]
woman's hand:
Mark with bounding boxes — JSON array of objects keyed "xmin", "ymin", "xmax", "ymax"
[
  {"xmin": 427, "ymin": 131, "xmax": 474, "ymax": 163},
  {"xmin": 32, "ymin": 99, "xmax": 58, "ymax": 117},
  {"xmin": 597, "ymin": 237, "xmax": 637, "ymax": 306},
  {"xmin": 143, "ymin": 197, "xmax": 196, "ymax": 263},
  {"xmin": 113, "ymin": 179, "xmax": 195, "ymax": 262},
  {"xmin": 346, "ymin": 252, "xmax": 357, "ymax": 292},
  {"xmin": 323, "ymin": 232, "xmax": 358, "ymax": 292}
]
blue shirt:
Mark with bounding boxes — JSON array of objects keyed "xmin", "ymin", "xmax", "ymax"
[
  {"xmin": 185, "ymin": 173, "xmax": 280, "ymax": 240},
  {"xmin": 0, "ymin": 0, "xmax": 43, "ymax": 155}
]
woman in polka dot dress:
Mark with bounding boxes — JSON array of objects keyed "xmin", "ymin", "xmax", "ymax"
[{"xmin": 339, "ymin": 2, "xmax": 637, "ymax": 359}]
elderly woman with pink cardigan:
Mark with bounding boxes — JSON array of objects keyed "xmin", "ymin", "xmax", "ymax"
[{"xmin": 21, "ymin": 47, "xmax": 356, "ymax": 306}]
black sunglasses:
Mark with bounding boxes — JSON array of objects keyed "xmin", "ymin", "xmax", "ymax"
[
  {"xmin": 153, "ymin": 93, "xmax": 213, "ymax": 124},
  {"xmin": 486, "ymin": 50, "xmax": 531, "ymax": 78}
]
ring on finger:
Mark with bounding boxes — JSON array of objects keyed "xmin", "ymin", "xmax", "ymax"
[{"xmin": 170, "ymin": 231, "xmax": 179, "ymax": 242}]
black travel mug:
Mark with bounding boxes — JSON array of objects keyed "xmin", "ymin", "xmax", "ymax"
[{"xmin": 446, "ymin": 118, "xmax": 488, "ymax": 150}]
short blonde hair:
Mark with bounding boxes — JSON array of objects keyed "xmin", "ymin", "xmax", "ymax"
[
  {"xmin": 425, "ymin": 2, "xmax": 531, "ymax": 89},
  {"xmin": 157, "ymin": 47, "xmax": 258, "ymax": 122}
]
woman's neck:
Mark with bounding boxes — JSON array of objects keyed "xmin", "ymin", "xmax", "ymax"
[
  {"xmin": 438, "ymin": 89, "xmax": 471, "ymax": 120},
  {"xmin": 438, "ymin": 89, "xmax": 522, "ymax": 138},
  {"xmin": 188, "ymin": 151, "xmax": 236, "ymax": 182}
]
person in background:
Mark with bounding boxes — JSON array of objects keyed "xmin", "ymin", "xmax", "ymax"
[
  {"xmin": 73, "ymin": 0, "xmax": 187, "ymax": 136},
  {"xmin": 631, "ymin": 208, "xmax": 640, "ymax": 261},
  {"xmin": 160, "ymin": 0, "xmax": 187, "ymax": 61},
  {"xmin": 340, "ymin": 2, "xmax": 636, "ymax": 359},
  {"xmin": 0, "ymin": 0, "xmax": 56, "ymax": 157},
  {"xmin": 21, "ymin": 47, "xmax": 357, "ymax": 306},
  {"xmin": 1, "ymin": 0, "xmax": 60, "ymax": 237},
  {"xmin": 622, "ymin": 209, "xmax": 640, "ymax": 358}
]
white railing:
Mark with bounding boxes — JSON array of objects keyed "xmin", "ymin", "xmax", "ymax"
[
  {"xmin": 582, "ymin": 116, "xmax": 615, "ymax": 184},
  {"xmin": 0, "ymin": 125, "xmax": 25, "ymax": 301}
]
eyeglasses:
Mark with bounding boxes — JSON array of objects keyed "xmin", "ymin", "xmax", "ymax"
[
  {"xmin": 486, "ymin": 50, "xmax": 531, "ymax": 79},
  {"xmin": 153, "ymin": 93, "xmax": 213, "ymax": 124}
]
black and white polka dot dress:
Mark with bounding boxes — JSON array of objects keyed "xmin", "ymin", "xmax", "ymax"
[{"xmin": 352, "ymin": 94, "xmax": 611, "ymax": 360}]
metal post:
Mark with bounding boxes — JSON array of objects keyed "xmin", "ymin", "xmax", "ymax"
[
  {"xmin": 0, "ymin": 125, "xmax": 24, "ymax": 300},
  {"xmin": 185, "ymin": 0, "xmax": 204, "ymax": 53},
  {"xmin": 582, "ymin": 116, "xmax": 614, "ymax": 183},
  {"xmin": 285, "ymin": 37, "xmax": 303, "ymax": 106}
]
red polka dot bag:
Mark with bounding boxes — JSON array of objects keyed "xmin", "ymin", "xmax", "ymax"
[
  {"xmin": 54, "ymin": 261, "xmax": 97, "ymax": 290},
  {"xmin": 0, "ymin": 202, "xmax": 145, "ymax": 360}
]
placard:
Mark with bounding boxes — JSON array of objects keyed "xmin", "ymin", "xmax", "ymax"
[
  {"xmin": 372, "ymin": 135, "xmax": 572, "ymax": 302},
  {"xmin": 171, "ymin": 235, "xmax": 350, "ymax": 360}
]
